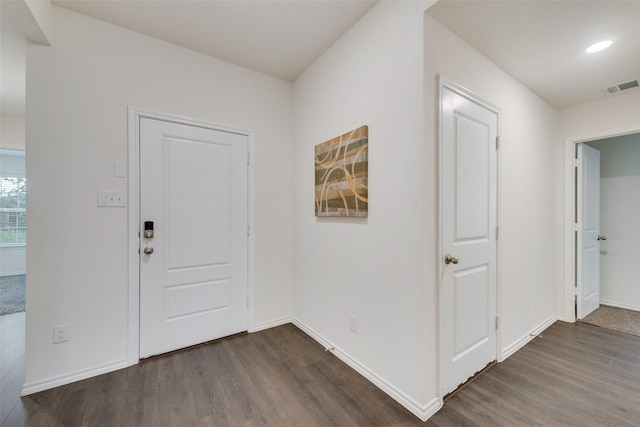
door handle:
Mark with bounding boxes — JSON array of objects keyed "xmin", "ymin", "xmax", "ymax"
[
  {"xmin": 143, "ymin": 246, "xmax": 154, "ymax": 255},
  {"xmin": 444, "ymin": 253, "xmax": 459, "ymax": 265},
  {"xmin": 597, "ymin": 235, "xmax": 607, "ymax": 241}
]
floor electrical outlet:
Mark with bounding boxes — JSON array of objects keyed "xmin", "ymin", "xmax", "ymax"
[{"xmin": 53, "ymin": 324, "xmax": 70, "ymax": 344}]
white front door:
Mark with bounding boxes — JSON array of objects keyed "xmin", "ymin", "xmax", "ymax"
[
  {"xmin": 576, "ymin": 144, "xmax": 600, "ymax": 319},
  {"xmin": 139, "ymin": 117, "xmax": 248, "ymax": 358},
  {"xmin": 440, "ymin": 84, "xmax": 498, "ymax": 395}
]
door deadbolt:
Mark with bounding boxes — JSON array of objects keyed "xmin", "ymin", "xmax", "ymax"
[
  {"xmin": 444, "ymin": 253, "xmax": 459, "ymax": 265},
  {"xmin": 597, "ymin": 235, "xmax": 607, "ymax": 241},
  {"xmin": 144, "ymin": 221, "xmax": 154, "ymax": 239}
]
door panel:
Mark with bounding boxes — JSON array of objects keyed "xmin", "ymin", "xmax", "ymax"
[
  {"xmin": 165, "ymin": 280, "xmax": 231, "ymax": 320},
  {"xmin": 441, "ymin": 85, "xmax": 498, "ymax": 395},
  {"xmin": 577, "ymin": 144, "xmax": 600, "ymax": 319},
  {"xmin": 455, "ymin": 116, "xmax": 490, "ymax": 241},
  {"xmin": 139, "ymin": 117, "xmax": 248, "ymax": 358},
  {"xmin": 165, "ymin": 138, "xmax": 232, "ymax": 269},
  {"xmin": 454, "ymin": 265, "xmax": 490, "ymax": 359}
]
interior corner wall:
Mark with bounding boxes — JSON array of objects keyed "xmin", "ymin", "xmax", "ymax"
[
  {"xmin": 24, "ymin": 6, "xmax": 293, "ymax": 392},
  {"xmin": 23, "ymin": 0, "xmax": 53, "ymax": 44},
  {"xmin": 423, "ymin": 15, "xmax": 559, "ymax": 358},
  {"xmin": 292, "ymin": 1, "xmax": 433, "ymax": 418}
]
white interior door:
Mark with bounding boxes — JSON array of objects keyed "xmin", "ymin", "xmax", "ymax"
[
  {"xmin": 576, "ymin": 144, "xmax": 600, "ymax": 319},
  {"xmin": 139, "ymin": 117, "xmax": 248, "ymax": 358},
  {"xmin": 440, "ymin": 84, "xmax": 498, "ymax": 396}
]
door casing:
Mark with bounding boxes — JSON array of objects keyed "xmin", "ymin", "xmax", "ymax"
[
  {"xmin": 437, "ymin": 77, "xmax": 501, "ymax": 398},
  {"xmin": 127, "ymin": 107, "xmax": 256, "ymax": 365},
  {"xmin": 562, "ymin": 124, "xmax": 640, "ymax": 323}
]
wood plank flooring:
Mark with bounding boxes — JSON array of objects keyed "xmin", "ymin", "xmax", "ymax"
[
  {"xmin": 429, "ymin": 321, "xmax": 640, "ymax": 427},
  {"xmin": 2, "ymin": 320, "xmax": 640, "ymax": 426},
  {"xmin": 0, "ymin": 312, "xmax": 25, "ymax": 427}
]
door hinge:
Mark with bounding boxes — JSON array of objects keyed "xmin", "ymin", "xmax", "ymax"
[
  {"xmin": 495, "ymin": 225, "xmax": 500, "ymax": 240},
  {"xmin": 247, "ymin": 224, "xmax": 250, "ymax": 237},
  {"xmin": 496, "ymin": 135, "xmax": 501, "ymax": 149},
  {"xmin": 247, "ymin": 152, "xmax": 250, "ymax": 165},
  {"xmin": 495, "ymin": 315, "xmax": 500, "ymax": 329}
]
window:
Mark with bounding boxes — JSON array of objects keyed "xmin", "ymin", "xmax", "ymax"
[{"xmin": 0, "ymin": 177, "xmax": 26, "ymax": 245}]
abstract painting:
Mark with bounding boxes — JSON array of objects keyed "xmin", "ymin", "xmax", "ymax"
[{"xmin": 315, "ymin": 125, "xmax": 368, "ymax": 217}]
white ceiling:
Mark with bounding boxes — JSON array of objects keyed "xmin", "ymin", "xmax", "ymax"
[
  {"xmin": 426, "ymin": 0, "xmax": 640, "ymax": 109},
  {"xmin": 52, "ymin": 0, "xmax": 377, "ymax": 82},
  {"xmin": 19, "ymin": 1, "xmax": 640, "ymax": 110}
]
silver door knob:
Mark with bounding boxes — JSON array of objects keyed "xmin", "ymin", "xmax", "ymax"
[
  {"xmin": 597, "ymin": 235, "xmax": 607, "ymax": 241},
  {"xmin": 444, "ymin": 253, "xmax": 459, "ymax": 265},
  {"xmin": 143, "ymin": 246, "xmax": 154, "ymax": 255}
]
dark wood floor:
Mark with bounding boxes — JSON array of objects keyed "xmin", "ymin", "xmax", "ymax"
[
  {"xmin": 1, "ymin": 319, "xmax": 640, "ymax": 426},
  {"xmin": 429, "ymin": 321, "xmax": 640, "ymax": 426}
]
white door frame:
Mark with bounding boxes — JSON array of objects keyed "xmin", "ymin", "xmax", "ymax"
[
  {"xmin": 437, "ymin": 77, "xmax": 501, "ymax": 397},
  {"xmin": 126, "ymin": 107, "xmax": 256, "ymax": 365},
  {"xmin": 562, "ymin": 123, "xmax": 640, "ymax": 322}
]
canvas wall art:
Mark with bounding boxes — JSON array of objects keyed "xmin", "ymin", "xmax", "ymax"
[{"xmin": 314, "ymin": 125, "xmax": 368, "ymax": 217}]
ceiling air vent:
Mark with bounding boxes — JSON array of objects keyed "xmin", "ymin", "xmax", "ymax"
[{"xmin": 605, "ymin": 79, "xmax": 639, "ymax": 95}]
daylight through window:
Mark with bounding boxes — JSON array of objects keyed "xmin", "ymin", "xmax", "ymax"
[{"xmin": 0, "ymin": 177, "xmax": 26, "ymax": 245}]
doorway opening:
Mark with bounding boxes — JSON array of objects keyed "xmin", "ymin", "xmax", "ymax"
[
  {"xmin": 0, "ymin": 148, "xmax": 27, "ymax": 424},
  {"xmin": 438, "ymin": 78, "xmax": 500, "ymax": 398},
  {"xmin": 126, "ymin": 108, "xmax": 256, "ymax": 365},
  {"xmin": 563, "ymin": 125, "xmax": 640, "ymax": 322}
]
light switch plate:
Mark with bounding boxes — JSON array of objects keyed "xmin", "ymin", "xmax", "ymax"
[
  {"xmin": 98, "ymin": 190, "xmax": 126, "ymax": 207},
  {"xmin": 114, "ymin": 162, "xmax": 127, "ymax": 178}
]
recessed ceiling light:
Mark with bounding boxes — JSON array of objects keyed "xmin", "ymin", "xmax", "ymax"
[{"xmin": 585, "ymin": 40, "xmax": 612, "ymax": 53}]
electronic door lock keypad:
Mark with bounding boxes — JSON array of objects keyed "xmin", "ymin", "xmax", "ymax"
[{"xmin": 144, "ymin": 221, "xmax": 154, "ymax": 239}]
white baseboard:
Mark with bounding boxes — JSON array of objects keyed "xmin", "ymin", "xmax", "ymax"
[
  {"xmin": 22, "ymin": 359, "xmax": 128, "ymax": 396},
  {"xmin": 422, "ymin": 397, "xmax": 444, "ymax": 422},
  {"xmin": 22, "ymin": 317, "xmax": 292, "ymax": 396},
  {"xmin": 292, "ymin": 317, "xmax": 441, "ymax": 422},
  {"xmin": 500, "ymin": 314, "xmax": 558, "ymax": 361},
  {"xmin": 252, "ymin": 316, "xmax": 292, "ymax": 332},
  {"xmin": 600, "ymin": 300, "xmax": 640, "ymax": 312},
  {"xmin": 555, "ymin": 312, "xmax": 575, "ymax": 323}
]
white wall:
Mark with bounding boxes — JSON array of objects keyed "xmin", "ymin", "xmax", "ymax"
[
  {"xmin": 586, "ymin": 134, "xmax": 640, "ymax": 311},
  {"xmin": 424, "ymin": 16, "xmax": 558, "ymax": 358},
  {"xmin": 1, "ymin": 19, "xmax": 27, "ymax": 150},
  {"xmin": 559, "ymin": 91, "xmax": 640, "ymax": 137},
  {"xmin": 293, "ymin": 1, "xmax": 434, "ymax": 419},
  {"xmin": 556, "ymin": 91, "xmax": 640, "ymax": 319},
  {"xmin": 293, "ymin": 2, "xmax": 558, "ymax": 420},
  {"xmin": 0, "ymin": 0, "xmax": 51, "ymax": 150},
  {"xmin": 24, "ymin": 6, "xmax": 293, "ymax": 393},
  {"xmin": 23, "ymin": 0, "xmax": 53, "ymax": 43}
]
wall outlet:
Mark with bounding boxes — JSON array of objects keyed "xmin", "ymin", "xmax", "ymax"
[
  {"xmin": 349, "ymin": 314, "xmax": 359, "ymax": 333},
  {"xmin": 53, "ymin": 324, "xmax": 70, "ymax": 344}
]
